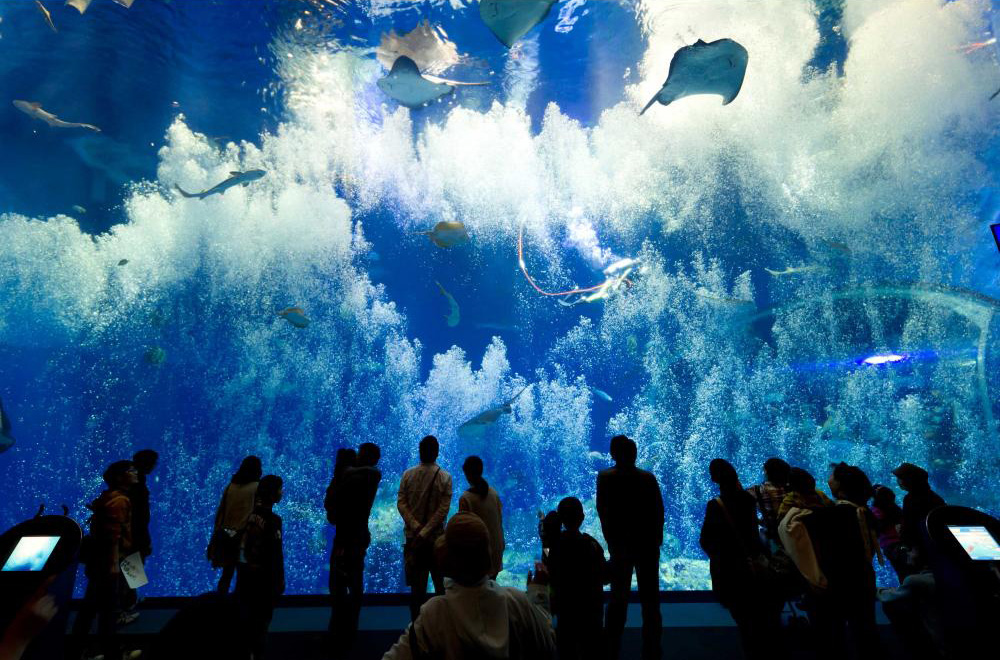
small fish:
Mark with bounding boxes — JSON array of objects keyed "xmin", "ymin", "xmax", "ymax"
[
  {"xmin": 145, "ymin": 346, "xmax": 166, "ymax": 366},
  {"xmin": 457, "ymin": 385, "xmax": 531, "ymax": 441},
  {"xmin": 590, "ymin": 387, "xmax": 613, "ymax": 403},
  {"xmin": 13, "ymin": 101, "xmax": 100, "ymax": 132},
  {"xmin": 416, "ymin": 220, "xmax": 469, "ymax": 248},
  {"xmin": 117, "ymin": 259, "xmax": 129, "ymax": 266},
  {"xmin": 474, "ymin": 322, "xmax": 518, "ymax": 332},
  {"xmin": 278, "ymin": 307, "xmax": 310, "ymax": 328},
  {"xmin": 174, "ymin": 170, "xmax": 266, "ymax": 200},
  {"xmin": 435, "ymin": 281, "xmax": 460, "ymax": 327},
  {"xmin": 71, "ymin": 205, "xmax": 87, "ymax": 214},
  {"xmin": 764, "ymin": 265, "xmax": 827, "ymax": 277},
  {"xmin": 641, "ymin": 38, "xmax": 749, "ymax": 115},
  {"xmin": 0, "ymin": 398, "xmax": 15, "ymax": 454},
  {"xmin": 820, "ymin": 239, "xmax": 851, "ymax": 254},
  {"xmin": 36, "ymin": 1, "xmax": 57, "ymax": 33}
]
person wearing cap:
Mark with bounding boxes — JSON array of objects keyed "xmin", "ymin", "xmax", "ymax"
[
  {"xmin": 892, "ymin": 462, "xmax": 945, "ymax": 570},
  {"xmin": 71, "ymin": 460, "xmax": 141, "ymax": 660},
  {"xmin": 381, "ymin": 512, "xmax": 557, "ymax": 659}
]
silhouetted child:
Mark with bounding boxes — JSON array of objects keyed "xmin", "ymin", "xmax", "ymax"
[
  {"xmin": 747, "ymin": 457, "xmax": 790, "ymax": 543},
  {"xmin": 871, "ymin": 485, "xmax": 907, "ymax": 580},
  {"xmin": 777, "ymin": 466, "xmax": 834, "ymax": 520},
  {"xmin": 547, "ymin": 497, "xmax": 608, "ymax": 660},
  {"xmin": 235, "ymin": 474, "xmax": 285, "ymax": 660}
]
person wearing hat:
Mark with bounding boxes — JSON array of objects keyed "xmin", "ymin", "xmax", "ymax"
[
  {"xmin": 381, "ymin": 512, "xmax": 557, "ymax": 659},
  {"xmin": 71, "ymin": 460, "xmax": 141, "ymax": 660},
  {"xmin": 892, "ymin": 462, "xmax": 945, "ymax": 570}
]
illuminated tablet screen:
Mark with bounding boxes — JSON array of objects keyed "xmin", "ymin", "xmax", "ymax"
[
  {"xmin": 1, "ymin": 536, "xmax": 59, "ymax": 571},
  {"xmin": 992, "ymin": 224, "xmax": 1000, "ymax": 252},
  {"xmin": 947, "ymin": 525, "xmax": 1000, "ymax": 561}
]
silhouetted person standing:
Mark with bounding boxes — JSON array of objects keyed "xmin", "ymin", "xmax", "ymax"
[
  {"xmin": 329, "ymin": 442, "xmax": 382, "ymax": 659},
  {"xmin": 548, "ymin": 497, "xmax": 608, "ymax": 660},
  {"xmin": 458, "ymin": 456, "xmax": 504, "ymax": 580},
  {"xmin": 805, "ymin": 462, "xmax": 881, "ymax": 660},
  {"xmin": 746, "ymin": 457, "xmax": 789, "ymax": 543},
  {"xmin": 72, "ymin": 460, "xmax": 139, "ymax": 660},
  {"xmin": 597, "ymin": 435, "xmax": 664, "ymax": 660},
  {"xmin": 893, "ymin": 462, "xmax": 945, "ymax": 572},
  {"xmin": 120, "ymin": 449, "xmax": 158, "ymax": 624},
  {"xmin": 210, "ymin": 455, "xmax": 262, "ymax": 594},
  {"xmin": 700, "ymin": 459, "xmax": 782, "ymax": 660},
  {"xmin": 236, "ymin": 474, "xmax": 285, "ymax": 660},
  {"xmin": 398, "ymin": 435, "xmax": 452, "ymax": 621}
]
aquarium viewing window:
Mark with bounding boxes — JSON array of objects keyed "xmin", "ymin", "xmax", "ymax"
[{"xmin": 1, "ymin": 0, "xmax": 1000, "ymax": 596}]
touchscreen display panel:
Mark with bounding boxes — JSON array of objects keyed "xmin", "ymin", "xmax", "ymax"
[
  {"xmin": 1, "ymin": 536, "xmax": 60, "ymax": 572},
  {"xmin": 947, "ymin": 525, "xmax": 1000, "ymax": 561}
]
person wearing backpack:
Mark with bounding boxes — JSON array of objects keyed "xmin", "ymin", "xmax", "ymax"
[
  {"xmin": 235, "ymin": 474, "xmax": 285, "ymax": 660},
  {"xmin": 209, "ymin": 456, "xmax": 261, "ymax": 594},
  {"xmin": 700, "ymin": 459, "xmax": 783, "ymax": 660},
  {"xmin": 71, "ymin": 460, "xmax": 141, "ymax": 660},
  {"xmin": 329, "ymin": 443, "xmax": 381, "ymax": 659}
]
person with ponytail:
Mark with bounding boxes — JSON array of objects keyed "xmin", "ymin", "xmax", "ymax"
[{"xmin": 458, "ymin": 456, "xmax": 504, "ymax": 580}]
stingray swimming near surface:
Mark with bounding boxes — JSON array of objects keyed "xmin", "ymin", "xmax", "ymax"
[
  {"xmin": 378, "ymin": 56, "xmax": 455, "ymax": 109},
  {"xmin": 377, "ymin": 19, "xmax": 460, "ymax": 75},
  {"xmin": 416, "ymin": 220, "xmax": 469, "ymax": 248},
  {"xmin": 479, "ymin": 0, "xmax": 557, "ymax": 48},
  {"xmin": 457, "ymin": 385, "xmax": 531, "ymax": 441},
  {"xmin": 640, "ymin": 38, "xmax": 749, "ymax": 115},
  {"xmin": 35, "ymin": 1, "xmax": 57, "ymax": 33}
]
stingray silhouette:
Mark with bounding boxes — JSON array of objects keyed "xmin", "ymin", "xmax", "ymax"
[
  {"xmin": 640, "ymin": 38, "xmax": 749, "ymax": 115},
  {"xmin": 377, "ymin": 56, "xmax": 454, "ymax": 109},
  {"xmin": 479, "ymin": 0, "xmax": 557, "ymax": 48}
]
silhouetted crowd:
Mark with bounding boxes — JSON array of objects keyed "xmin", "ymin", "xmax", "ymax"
[{"xmin": 3, "ymin": 436, "xmax": 972, "ymax": 660}]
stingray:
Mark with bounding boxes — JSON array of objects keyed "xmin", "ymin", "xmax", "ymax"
[
  {"xmin": 66, "ymin": 0, "xmax": 93, "ymax": 14},
  {"xmin": 479, "ymin": 0, "xmax": 557, "ymax": 48},
  {"xmin": 416, "ymin": 220, "xmax": 469, "ymax": 248},
  {"xmin": 377, "ymin": 19, "xmax": 460, "ymax": 75},
  {"xmin": 436, "ymin": 281, "xmax": 460, "ymax": 327},
  {"xmin": 0, "ymin": 398, "xmax": 15, "ymax": 454},
  {"xmin": 377, "ymin": 56, "xmax": 454, "ymax": 109},
  {"xmin": 640, "ymin": 38, "xmax": 749, "ymax": 115},
  {"xmin": 457, "ymin": 385, "xmax": 530, "ymax": 441}
]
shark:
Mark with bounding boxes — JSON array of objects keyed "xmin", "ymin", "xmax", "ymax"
[
  {"xmin": 763, "ymin": 265, "xmax": 828, "ymax": 277},
  {"xmin": 436, "ymin": 281, "xmax": 460, "ymax": 327},
  {"xmin": 377, "ymin": 56, "xmax": 455, "ymax": 109},
  {"xmin": 416, "ymin": 220, "xmax": 469, "ymax": 248},
  {"xmin": 640, "ymin": 38, "xmax": 749, "ymax": 115},
  {"xmin": 174, "ymin": 170, "xmax": 266, "ymax": 199},
  {"xmin": 591, "ymin": 387, "xmax": 613, "ymax": 403},
  {"xmin": 0, "ymin": 398, "xmax": 14, "ymax": 454},
  {"xmin": 13, "ymin": 101, "xmax": 100, "ymax": 132},
  {"xmin": 479, "ymin": 0, "xmax": 557, "ymax": 48},
  {"xmin": 457, "ymin": 385, "xmax": 531, "ymax": 441},
  {"xmin": 35, "ymin": 1, "xmax": 57, "ymax": 33}
]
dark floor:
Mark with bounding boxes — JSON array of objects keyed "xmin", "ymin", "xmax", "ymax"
[{"xmin": 60, "ymin": 599, "xmax": 911, "ymax": 659}]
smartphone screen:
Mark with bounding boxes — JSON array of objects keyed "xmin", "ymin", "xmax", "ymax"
[
  {"xmin": 991, "ymin": 224, "xmax": 1000, "ymax": 252},
  {"xmin": 947, "ymin": 525, "xmax": 1000, "ymax": 561},
  {"xmin": 1, "ymin": 536, "xmax": 60, "ymax": 571}
]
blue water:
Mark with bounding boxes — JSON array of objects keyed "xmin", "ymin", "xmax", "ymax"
[{"xmin": 2, "ymin": 0, "xmax": 1000, "ymax": 595}]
